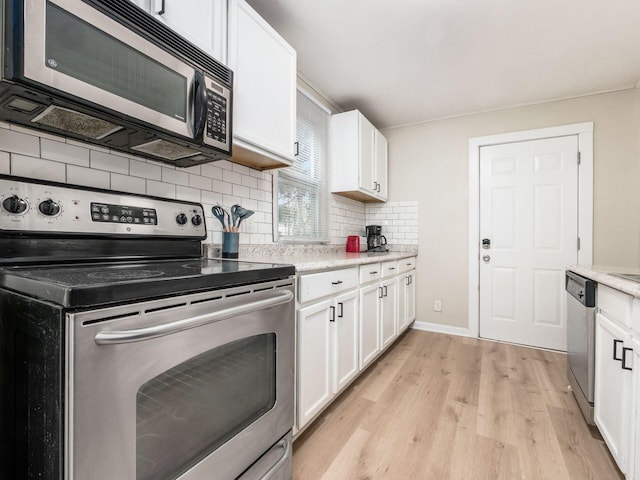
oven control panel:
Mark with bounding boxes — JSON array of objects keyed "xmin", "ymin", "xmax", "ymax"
[{"xmin": 0, "ymin": 176, "xmax": 206, "ymax": 238}]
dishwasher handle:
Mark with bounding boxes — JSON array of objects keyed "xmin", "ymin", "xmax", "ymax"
[
  {"xmin": 94, "ymin": 289, "xmax": 294, "ymax": 345},
  {"xmin": 565, "ymin": 271, "xmax": 596, "ymax": 307}
]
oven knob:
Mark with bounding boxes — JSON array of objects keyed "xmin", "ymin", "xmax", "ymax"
[
  {"xmin": 38, "ymin": 198, "xmax": 61, "ymax": 216},
  {"xmin": 191, "ymin": 214, "xmax": 202, "ymax": 226},
  {"xmin": 2, "ymin": 195, "xmax": 28, "ymax": 214},
  {"xmin": 176, "ymin": 213, "xmax": 188, "ymax": 225}
]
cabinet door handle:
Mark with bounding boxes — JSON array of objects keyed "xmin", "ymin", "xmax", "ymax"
[
  {"xmin": 331, "ymin": 280, "xmax": 343, "ymax": 285},
  {"xmin": 329, "ymin": 306, "xmax": 335, "ymax": 322},
  {"xmin": 338, "ymin": 302, "xmax": 344, "ymax": 318},
  {"xmin": 294, "ymin": 141, "xmax": 299, "ymax": 156},
  {"xmin": 383, "ymin": 285, "xmax": 388, "ymax": 297},
  {"xmin": 406, "ymin": 275, "xmax": 410, "ymax": 286},
  {"xmin": 622, "ymin": 347, "xmax": 633, "ymax": 371},
  {"xmin": 379, "ymin": 287, "xmax": 383, "ymax": 298},
  {"xmin": 377, "ymin": 183, "xmax": 381, "ymax": 193},
  {"xmin": 410, "ymin": 275, "xmax": 413, "ymax": 284},
  {"xmin": 613, "ymin": 339, "xmax": 623, "ymax": 361},
  {"xmin": 373, "ymin": 181, "xmax": 378, "ymax": 191},
  {"xmin": 154, "ymin": 0, "xmax": 165, "ymax": 15}
]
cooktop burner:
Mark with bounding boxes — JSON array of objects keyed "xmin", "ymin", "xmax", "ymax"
[{"xmin": 0, "ymin": 258, "xmax": 295, "ymax": 308}]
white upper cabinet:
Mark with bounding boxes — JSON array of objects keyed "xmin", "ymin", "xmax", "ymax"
[
  {"xmin": 227, "ymin": 0, "xmax": 297, "ymax": 170},
  {"xmin": 330, "ymin": 110, "xmax": 388, "ymax": 202},
  {"xmin": 131, "ymin": 0, "xmax": 227, "ymax": 63}
]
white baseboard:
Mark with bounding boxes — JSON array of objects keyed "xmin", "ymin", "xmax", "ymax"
[{"xmin": 411, "ymin": 321, "xmax": 472, "ymax": 338}]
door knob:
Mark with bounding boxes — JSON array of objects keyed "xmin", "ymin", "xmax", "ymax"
[{"xmin": 482, "ymin": 255, "xmax": 490, "ymax": 262}]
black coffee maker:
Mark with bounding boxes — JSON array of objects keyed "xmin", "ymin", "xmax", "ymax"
[{"xmin": 366, "ymin": 225, "xmax": 387, "ymax": 252}]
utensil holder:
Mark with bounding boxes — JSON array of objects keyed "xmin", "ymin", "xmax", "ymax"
[{"xmin": 222, "ymin": 232, "xmax": 239, "ymax": 259}]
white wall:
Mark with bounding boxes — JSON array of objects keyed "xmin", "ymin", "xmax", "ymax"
[{"xmin": 384, "ymin": 88, "xmax": 640, "ymax": 330}]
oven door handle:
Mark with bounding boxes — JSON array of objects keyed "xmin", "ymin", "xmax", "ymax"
[
  {"xmin": 258, "ymin": 437, "xmax": 291, "ymax": 480},
  {"xmin": 94, "ymin": 290, "xmax": 293, "ymax": 345}
]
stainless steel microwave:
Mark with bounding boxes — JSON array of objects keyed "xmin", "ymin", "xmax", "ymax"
[{"xmin": 0, "ymin": 0, "xmax": 232, "ymax": 167}]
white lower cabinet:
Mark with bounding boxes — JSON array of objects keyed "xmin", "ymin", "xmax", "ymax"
[
  {"xmin": 359, "ymin": 282, "xmax": 381, "ymax": 369},
  {"xmin": 332, "ymin": 290, "xmax": 359, "ymax": 393},
  {"xmin": 593, "ymin": 313, "xmax": 636, "ymax": 474},
  {"xmin": 297, "ymin": 299, "xmax": 332, "ymax": 429},
  {"xmin": 380, "ymin": 277, "xmax": 397, "ymax": 349},
  {"xmin": 296, "ymin": 257, "xmax": 417, "ymax": 432}
]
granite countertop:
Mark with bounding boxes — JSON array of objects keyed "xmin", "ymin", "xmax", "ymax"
[
  {"xmin": 203, "ymin": 244, "xmax": 418, "ymax": 273},
  {"xmin": 568, "ymin": 265, "xmax": 640, "ymax": 298}
]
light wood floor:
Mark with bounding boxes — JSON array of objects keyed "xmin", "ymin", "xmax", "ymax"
[{"xmin": 292, "ymin": 329, "xmax": 623, "ymax": 480}]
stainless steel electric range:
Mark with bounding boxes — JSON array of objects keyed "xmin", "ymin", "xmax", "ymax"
[{"xmin": 0, "ymin": 175, "xmax": 295, "ymax": 480}]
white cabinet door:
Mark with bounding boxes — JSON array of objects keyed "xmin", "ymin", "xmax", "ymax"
[
  {"xmin": 329, "ymin": 110, "xmax": 388, "ymax": 202},
  {"xmin": 359, "ymin": 283, "xmax": 381, "ymax": 369},
  {"xmin": 397, "ymin": 275, "xmax": 408, "ymax": 334},
  {"xmin": 146, "ymin": 0, "xmax": 227, "ymax": 63},
  {"xmin": 227, "ymin": 0, "xmax": 296, "ymax": 169},
  {"xmin": 407, "ymin": 270, "xmax": 416, "ymax": 324},
  {"xmin": 333, "ymin": 290, "xmax": 359, "ymax": 394},
  {"xmin": 298, "ymin": 299, "xmax": 332, "ymax": 429},
  {"xmin": 631, "ymin": 338, "xmax": 640, "ymax": 480},
  {"xmin": 380, "ymin": 277, "xmax": 397, "ymax": 349},
  {"xmin": 358, "ymin": 114, "xmax": 376, "ymax": 196},
  {"xmin": 594, "ymin": 312, "xmax": 633, "ymax": 474},
  {"xmin": 374, "ymin": 129, "xmax": 388, "ymax": 201}
]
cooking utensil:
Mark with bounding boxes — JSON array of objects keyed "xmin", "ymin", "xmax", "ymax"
[
  {"xmin": 211, "ymin": 205, "xmax": 226, "ymax": 229},
  {"xmin": 231, "ymin": 204, "xmax": 241, "ymax": 228},
  {"xmin": 237, "ymin": 209, "xmax": 254, "ymax": 228}
]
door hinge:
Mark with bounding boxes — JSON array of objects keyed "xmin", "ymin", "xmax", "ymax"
[
  {"xmin": 577, "ymin": 237, "xmax": 581, "ymax": 251},
  {"xmin": 577, "ymin": 151, "xmax": 581, "ymax": 164}
]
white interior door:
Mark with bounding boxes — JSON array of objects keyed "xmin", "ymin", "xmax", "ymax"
[{"xmin": 479, "ymin": 135, "xmax": 578, "ymax": 350}]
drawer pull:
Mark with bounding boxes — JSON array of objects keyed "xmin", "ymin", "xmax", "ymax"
[
  {"xmin": 622, "ymin": 347, "xmax": 633, "ymax": 371},
  {"xmin": 331, "ymin": 280, "xmax": 343, "ymax": 285},
  {"xmin": 370, "ymin": 271, "xmax": 378, "ymax": 275},
  {"xmin": 389, "ymin": 267, "xmax": 396, "ymax": 271},
  {"xmin": 613, "ymin": 339, "xmax": 623, "ymax": 361}
]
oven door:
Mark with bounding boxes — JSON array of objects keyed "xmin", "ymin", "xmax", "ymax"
[{"xmin": 66, "ymin": 279, "xmax": 294, "ymax": 480}]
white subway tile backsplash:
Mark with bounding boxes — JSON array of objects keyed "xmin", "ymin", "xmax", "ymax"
[
  {"xmin": 9, "ymin": 124, "xmax": 61, "ymax": 141},
  {"xmin": 176, "ymin": 185, "xmax": 201, "ymax": 203},
  {"xmin": 41, "ymin": 139, "xmax": 90, "ymax": 167},
  {"xmin": 200, "ymin": 163, "xmax": 223, "ymax": 180},
  {"xmin": 130, "ymin": 159, "xmax": 161, "ymax": 181},
  {"xmin": 189, "ymin": 173, "xmax": 213, "ymax": 191},
  {"xmin": 90, "ymin": 150, "xmax": 129, "ymax": 174},
  {"xmin": 222, "ymin": 169, "xmax": 242, "ymax": 185},
  {"xmin": 11, "ymin": 154, "xmax": 65, "ymax": 183},
  {"xmin": 2, "ymin": 128, "xmax": 416, "ymax": 248},
  {"xmin": 111, "ymin": 173, "xmax": 145, "ymax": 194},
  {"xmin": 0, "ymin": 152, "xmax": 9, "ymax": 174},
  {"xmin": 67, "ymin": 165, "xmax": 110, "ymax": 189},
  {"xmin": 146, "ymin": 180, "xmax": 176, "ymax": 199},
  {"xmin": 0, "ymin": 129, "xmax": 40, "ymax": 157}
]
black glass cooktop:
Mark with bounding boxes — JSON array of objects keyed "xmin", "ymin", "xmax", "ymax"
[{"xmin": 0, "ymin": 258, "xmax": 295, "ymax": 308}]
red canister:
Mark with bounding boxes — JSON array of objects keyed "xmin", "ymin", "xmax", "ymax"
[{"xmin": 346, "ymin": 235, "xmax": 360, "ymax": 252}]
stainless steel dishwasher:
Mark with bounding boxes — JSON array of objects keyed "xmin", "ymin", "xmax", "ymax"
[{"xmin": 566, "ymin": 270, "xmax": 597, "ymax": 425}]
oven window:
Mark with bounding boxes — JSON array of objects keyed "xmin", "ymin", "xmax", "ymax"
[
  {"xmin": 45, "ymin": 3, "xmax": 187, "ymax": 122},
  {"xmin": 136, "ymin": 334, "xmax": 276, "ymax": 480}
]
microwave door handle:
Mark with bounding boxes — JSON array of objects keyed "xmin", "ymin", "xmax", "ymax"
[
  {"xmin": 192, "ymin": 70, "xmax": 207, "ymax": 139},
  {"xmin": 94, "ymin": 290, "xmax": 293, "ymax": 345}
]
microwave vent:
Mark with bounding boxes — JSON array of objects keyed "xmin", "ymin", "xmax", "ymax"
[
  {"xmin": 32, "ymin": 105, "xmax": 122, "ymax": 140},
  {"xmin": 131, "ymin": 139, "xmax": 200, "ymax": 160}
]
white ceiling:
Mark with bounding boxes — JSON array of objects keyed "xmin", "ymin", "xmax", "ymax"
[{"xmin": 245, "ymin": 0, "xmax": 640, "ymax": 129}]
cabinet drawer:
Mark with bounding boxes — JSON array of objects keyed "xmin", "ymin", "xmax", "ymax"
[
  {"xmin": 398, "ymin": 257, "xmax": 416, "ymax": 273},
  {"xmin": 299, "ymin": 268, "xmax": 358, "ymax": 304},
  {"xmin": 381, "ymin": 261, "xmax": 398, "ymax": 278},
  {"xmin": 599, "ymin": 284, "xmax": 633, "ymax": 328},
  {"xmin": 359, "ymin": 263, "xmax": 381, "ymax": 284}
]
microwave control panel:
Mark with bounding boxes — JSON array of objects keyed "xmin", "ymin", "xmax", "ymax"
[{"xmin": 203, "ymin": 75, "xmax": 231, "ymax": 152}]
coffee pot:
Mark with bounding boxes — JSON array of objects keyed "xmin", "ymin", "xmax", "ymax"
[{"xmin": 366, "ymin": 225, "xmax": 387, "ymax": 252}]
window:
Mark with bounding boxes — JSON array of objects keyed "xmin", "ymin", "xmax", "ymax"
[{"xmin": 275, "ymin": 90, "xmax": 330, "ymax": 242}]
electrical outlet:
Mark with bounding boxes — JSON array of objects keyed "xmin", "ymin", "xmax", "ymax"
[{"xmin": 433, "ymin": 299, "xmax": 442, "ymax": 312}]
